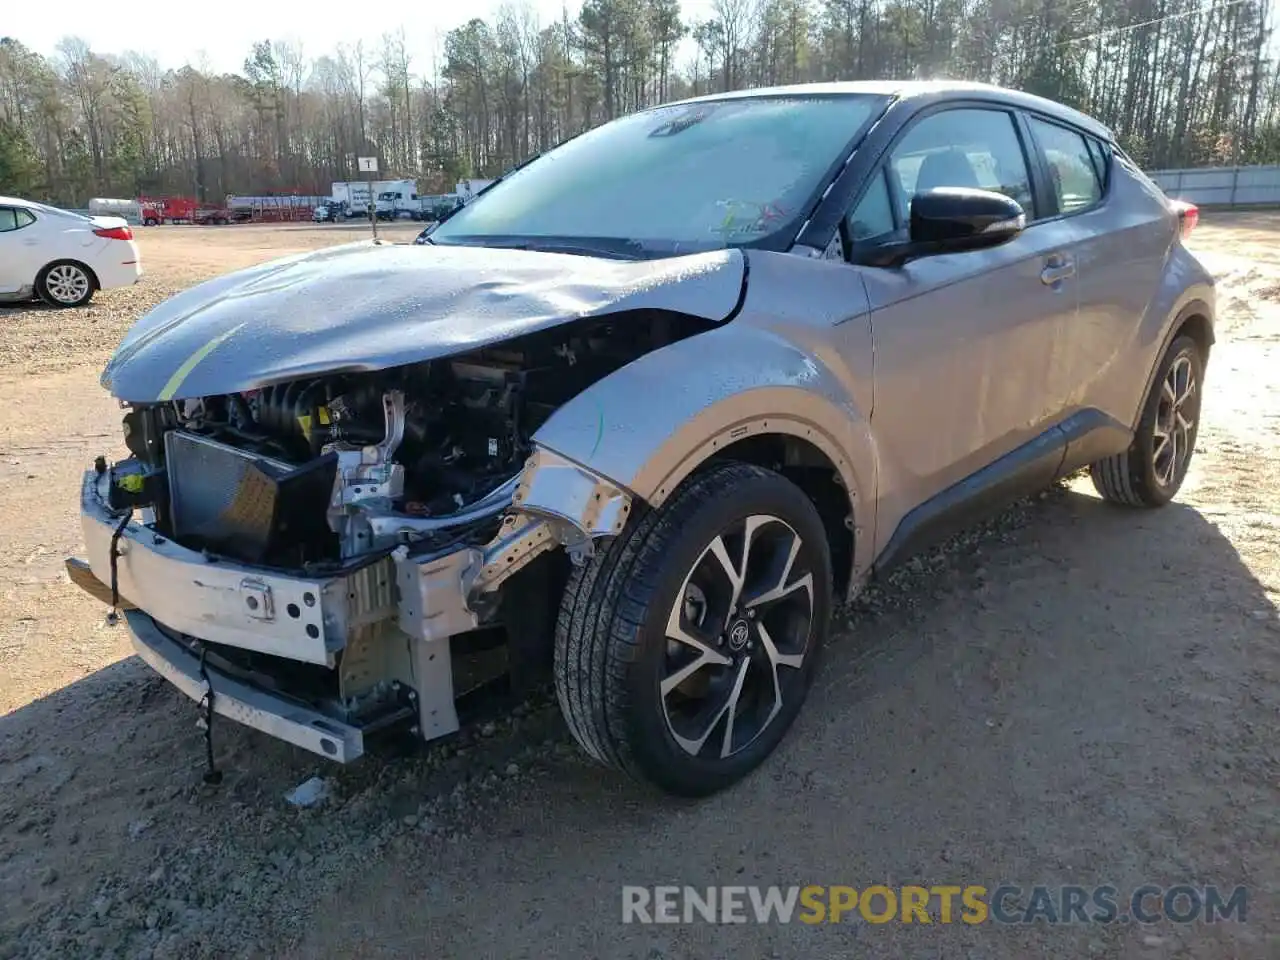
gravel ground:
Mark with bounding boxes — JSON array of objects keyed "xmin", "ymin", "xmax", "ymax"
[{"xmin": 0, "ymin": 217, "xmax": 1278, "ymax": 959}]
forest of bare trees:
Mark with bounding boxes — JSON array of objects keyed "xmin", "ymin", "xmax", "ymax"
[{"xmin": 2, "ymin": 0, "xmax": 1278, "ymax": 205}]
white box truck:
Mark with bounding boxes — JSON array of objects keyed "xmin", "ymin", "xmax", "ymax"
[
  {"xmin": 331, "ymin": 181, "xmax": 387, "ymax": 218},
  {"xmin": 373, "ymin": 179, "xmax": 423, "ymax": 220},
  {"xmin": 455, "ymin": 179, "xmax": 495, "ymax": 204}
]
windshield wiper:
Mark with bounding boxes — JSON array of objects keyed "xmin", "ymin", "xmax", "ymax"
[
  {"xmin": 498, "ymin": 237, "xmax": 644, "ymax": 260},
  {"xmin": 435, "ymin": 234, "xmax": 647, "ymax": 261}
]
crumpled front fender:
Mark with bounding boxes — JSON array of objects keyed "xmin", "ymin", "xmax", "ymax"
[{"xmin": 519, "ymin": 311, "xmax": 878, "ymax": 581}]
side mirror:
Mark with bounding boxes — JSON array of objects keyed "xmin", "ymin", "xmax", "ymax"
[{"xmin": 859, "ymin": 187, "xmax": 1025, "ymax": 267}]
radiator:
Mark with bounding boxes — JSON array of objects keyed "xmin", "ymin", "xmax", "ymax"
[{"xmin": 163, "ymin": 431, "xmax": 337, "ymax": 565}]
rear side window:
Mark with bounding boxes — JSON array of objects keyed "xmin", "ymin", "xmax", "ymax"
[
  {"xmin": 1085, "ymin": 138, "xmax": 1112, "ymax": 188},
  {"xmin": 0, "ymin": 208, "xmax": 39, "ymax": 232},
  {"xmin": 0, "ymin": 208, "xmax": 35, "ymax": 231},
  {"xmin": 1028, "ymin": 117, "xmax": 1104, "ymax": 214}
]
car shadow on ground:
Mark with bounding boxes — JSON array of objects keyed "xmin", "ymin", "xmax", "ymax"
[
  {"xmin": 2, "ymin": 483, "xmax": 1277, "ymax": 959},
  {"xmin": 286, "ymin": 485, "xmax": 1279, "ymax": 959}
]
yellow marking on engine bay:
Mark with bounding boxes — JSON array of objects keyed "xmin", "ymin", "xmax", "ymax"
[{"xmin": 156, "ymin": 322, "xmax": 248, "ymax": 401}]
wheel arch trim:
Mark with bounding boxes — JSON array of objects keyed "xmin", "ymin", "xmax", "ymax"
[
  {"xmin": 634, "ymin": 406, "xmax": 858, "ymax": 503},
  {"xmin": 1132, "ymin": 296, "xmax": 1214, "ymax": 433},
  {"xmin": 530, "ymin": 392, "xmax": 875, "ymax": 595}
]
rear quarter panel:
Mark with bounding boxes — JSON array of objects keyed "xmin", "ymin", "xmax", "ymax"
[{"xmin": 1070, "ymin": 154, "xmax": 1215, "ymax": 430}]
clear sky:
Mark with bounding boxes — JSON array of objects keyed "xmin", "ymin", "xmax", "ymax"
[{"xmin": 7, "ymin": 0, "xmax": 717, "ymax": 75}]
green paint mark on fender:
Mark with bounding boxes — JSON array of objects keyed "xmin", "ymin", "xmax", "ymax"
[
  {"xmin": 156, "ymin": 322, "xmax": 247, "ymax": 401},
  {"xmin": 589, "ymin": 401, "xmax": 605, "ymax": 459}
]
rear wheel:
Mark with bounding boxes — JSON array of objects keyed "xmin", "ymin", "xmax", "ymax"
[
  {"xmin": 37, "ymin": 261, "xmax": 95, "ymax": 308},
  {"xmin": 554, "ymin": 462, "xmax": 832, "ymax": 796},
  {"xmin": 1090, "ymin": 334, "xmax": 1204, "ymax": 506}
]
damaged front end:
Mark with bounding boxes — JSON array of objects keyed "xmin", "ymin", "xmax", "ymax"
[{"xmin": 69, "ymin": 311, "xmax": 702, "ymax": 764}]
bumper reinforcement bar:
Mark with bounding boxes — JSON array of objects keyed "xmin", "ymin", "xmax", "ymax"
[{"xmin": 124, "ymin": 609, "xmax": 365, "ymax": 763}]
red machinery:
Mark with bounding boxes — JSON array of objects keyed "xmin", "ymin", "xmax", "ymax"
[
  {"xmin": 139, "ymin": 197, "xmax": 198, "ymax": 225},
  {"xmin": 138, "ymin": 193, "xmax": 319, "ymax": 225}
]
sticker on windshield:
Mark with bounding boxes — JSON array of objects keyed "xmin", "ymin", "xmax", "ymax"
[{"xmin": 713, "ymin": 199, "xmax": 788, "ymax": 238}]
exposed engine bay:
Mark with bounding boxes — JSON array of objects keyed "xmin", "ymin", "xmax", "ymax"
[
  {"xmin": 72, "ymin": 310, "xmax": 716, "ymax": 763},
  {"xmin": 107, "ymin": 311, "xmax": 710, "ymax": 571}
]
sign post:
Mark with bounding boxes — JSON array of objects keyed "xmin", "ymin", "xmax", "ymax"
[{"xmin": 358, "ymin": 156, "xmax": 379, "ymax": 241}]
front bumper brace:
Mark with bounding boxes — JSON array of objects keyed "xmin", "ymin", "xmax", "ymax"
[{"xmin": 124, "ymin": 608, "xmax": 365, "ymax": 762}]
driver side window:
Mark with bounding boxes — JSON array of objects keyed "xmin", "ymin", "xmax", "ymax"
[
  {"xmin": 845, "ymin": 107, "xmax": 1036, "ymax": 251},
  {"xmin": 890, "ymin": 108, "xmax": 1034, "ymax": 220}
]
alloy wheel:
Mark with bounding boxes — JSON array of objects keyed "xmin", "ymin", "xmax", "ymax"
[
  {"xmin": 660, "ymin": 514, "xmax": 814, "ymax": 759},
  {"xmin": 1153, "ymin": 353, "xmax": 1198, "ymax": 486},
  {"xmin": 45, "ymin": 264, "xmax": 90, "ymax": 305}
]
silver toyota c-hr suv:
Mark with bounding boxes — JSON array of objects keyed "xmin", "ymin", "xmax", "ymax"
[{"xmin": 70, "ymin": 80, "xmax": 1213, "ymax": 796}]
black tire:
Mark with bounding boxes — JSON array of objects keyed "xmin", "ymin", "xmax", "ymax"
[
  {"xmin": 1090, "ymin": 334, "xmax": 1204, "ymax": 507},
  {"xmin": 554, "ymin": 462, "xmax": 833, "ymax": 796},
  {"xmin": 36, "ymin": 261, "xmax": 95, "ymax": 308}
]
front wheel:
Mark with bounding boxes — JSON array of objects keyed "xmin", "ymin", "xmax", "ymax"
[
  {"xmin": 1090, "ymin": 334, "xmax": 1204, "ymax": 506},
  {"xmin": 554, "ymin": 462, "xmax": 832, "ymax": 796},
  {"xmin": 37, "ymin": 261, "xmax": 95, "ymax": 308}
]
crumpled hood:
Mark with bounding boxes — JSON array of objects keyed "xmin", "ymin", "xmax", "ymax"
[{"xmin": 101, "ymin": 240, "xmax": 746, "ymax": 402}]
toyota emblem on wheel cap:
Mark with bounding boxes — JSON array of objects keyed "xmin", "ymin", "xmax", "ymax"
[{"xmin": 728, "ymin": 619, "xmax": 751, "ymax": 651}]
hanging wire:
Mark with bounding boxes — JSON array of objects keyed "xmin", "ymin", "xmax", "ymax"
[{"xmin": 1053, "ymin": 0, "xmax": 1255, "ymax": 49}]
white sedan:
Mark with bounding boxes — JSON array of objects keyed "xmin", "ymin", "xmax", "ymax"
[{"xmin": 0, "ymin": 196, "xmax": 142, "ymax": 308}]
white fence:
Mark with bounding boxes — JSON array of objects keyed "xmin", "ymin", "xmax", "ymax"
[{"xmin": 1147, "ymin": 165, "xmax": 1280, "ymax": 208}]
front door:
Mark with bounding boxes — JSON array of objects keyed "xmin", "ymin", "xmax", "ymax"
[{"xmin": 843, "ymin": 106, "xmax": 1082, "ymax": 555}]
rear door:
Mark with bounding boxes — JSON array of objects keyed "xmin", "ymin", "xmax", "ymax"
[
  {"xmin": 1021, "ymin": 114, "xmax": 1173, "ymax": 432},
  {"xmin": 0, "ymin": 206, "xmax": 44, "ymax": 293},
  {"xmin": 844, "ymin": 105, "xmax": 1083, "ymax": 553}
]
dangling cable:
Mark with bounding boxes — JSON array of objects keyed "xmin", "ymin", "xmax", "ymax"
[
  {"xmin": 105, "ymin": 512, "xmax": 131, "ymax": 627},
  {"xmin": 196, "ymin": 644, "xmax": 223, "ymax": 785}
]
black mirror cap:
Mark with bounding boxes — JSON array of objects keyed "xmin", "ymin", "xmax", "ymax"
[{"xmin": 910, "ymin": 187, "xmax": 1026, "ymax": 246}]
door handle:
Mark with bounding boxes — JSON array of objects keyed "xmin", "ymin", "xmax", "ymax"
[{"xmin": 1041, "ymin": 255, "xmax": 1075, "ymax": 285}]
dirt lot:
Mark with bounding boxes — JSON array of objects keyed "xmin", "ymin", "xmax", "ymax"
[{"xmin": 1, "ymin": 217, "xmax": 1277, "ymax": 960}]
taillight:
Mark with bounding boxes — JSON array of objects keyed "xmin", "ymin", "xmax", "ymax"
[
  {"xmin": 1173, "ymin": 201, "xmax": 1198, "ymax": 240},
  {"xmin": 93, "ymin": 225, "xmax": 134, "ymax": 241}
]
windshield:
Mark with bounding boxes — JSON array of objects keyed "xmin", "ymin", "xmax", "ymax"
[{"xmin": 429, "ymin": 94, "xmax": 886, "ymax": 256}]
